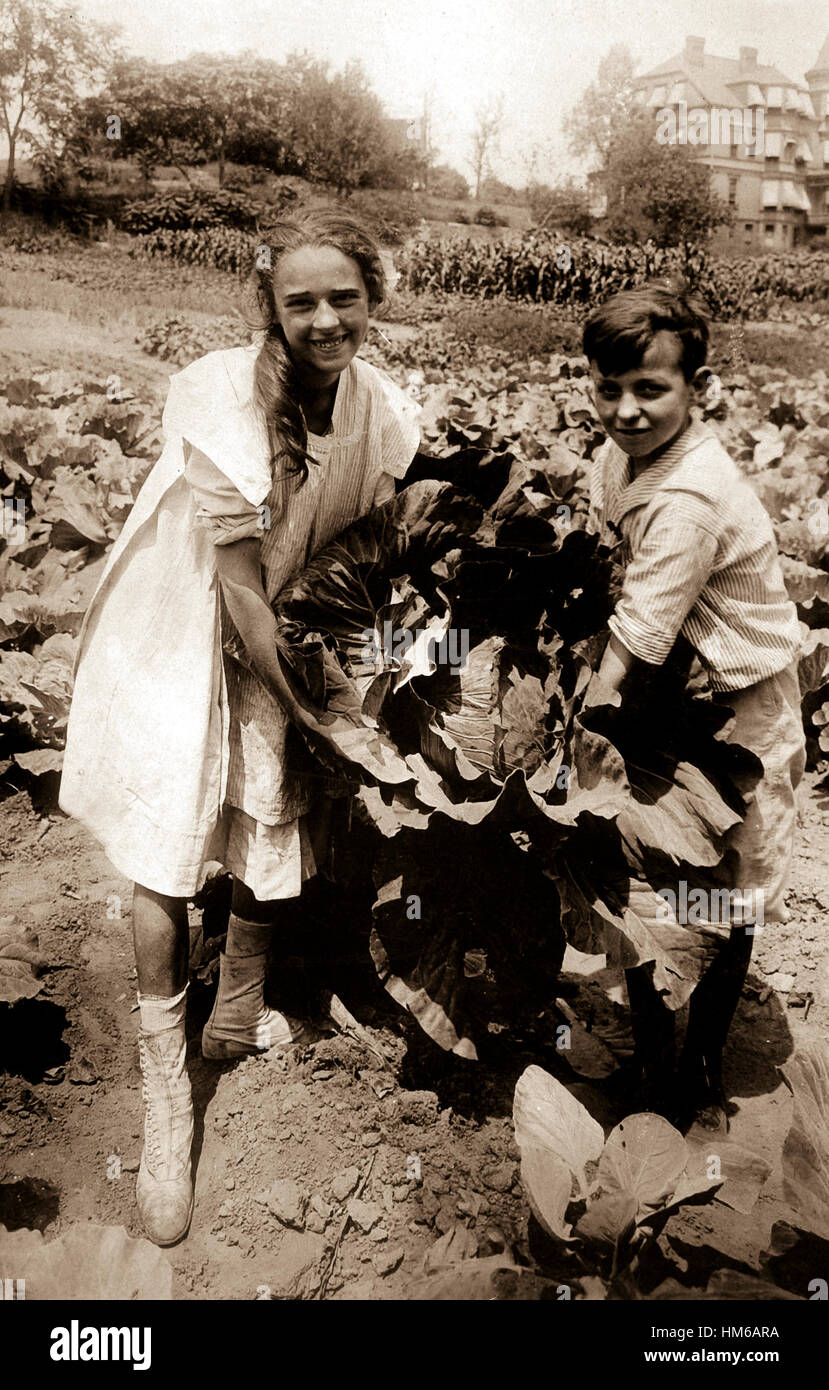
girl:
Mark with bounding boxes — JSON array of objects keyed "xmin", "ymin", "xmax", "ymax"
[{"xmin": 59, "ymin": 209, "xmax": 421, "ymax": 1247}]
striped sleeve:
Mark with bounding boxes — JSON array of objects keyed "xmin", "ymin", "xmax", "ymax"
[
  {"xmin": 609, "ymin": 492, "xmax": 720, "ymax": 665},
  {"xmin": 372, "ymin": 367, "xmax": 421, "ymax": 480}
]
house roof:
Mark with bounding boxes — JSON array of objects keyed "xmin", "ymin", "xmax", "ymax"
[
  {"xmin": 809, "ymin": 33, "xmax": 829, "ymax": 73},
  {"xmin": 636, "ymin": 51, "xmax": 798, "ymax": 104}
]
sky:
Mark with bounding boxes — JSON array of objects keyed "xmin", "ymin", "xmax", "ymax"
[{"xmin": 72, "ymin": 0, "xmax": 829, "ymax": 186}]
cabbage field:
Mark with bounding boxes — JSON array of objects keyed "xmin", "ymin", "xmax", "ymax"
[
  {"xmin": 4, "ymin": 311, "xmax": 829, "ymax": 1038},
  {"xmin": 2, "ymin": 237, "xmax": 829, "ymax": 1301}
]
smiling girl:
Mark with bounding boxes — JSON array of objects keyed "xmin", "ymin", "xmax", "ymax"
[{"xmin": 59, "ymin": 209, "xmax": 420, "ymax": 1246}]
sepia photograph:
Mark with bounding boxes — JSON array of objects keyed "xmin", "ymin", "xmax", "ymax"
[{"xmin": 0, "ymin": 0, "xmax": 827, "ymax": 1352}]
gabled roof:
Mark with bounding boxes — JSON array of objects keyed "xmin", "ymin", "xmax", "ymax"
[
  {"xmin": 808, "ymin": 33, "xmax": 829, "ymax": 73},
  {"xmin": 636, "ymin": 50, "xmax": 798, "ymax": 104}
]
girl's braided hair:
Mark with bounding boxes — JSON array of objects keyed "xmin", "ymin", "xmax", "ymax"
[{"xmin": 245, "ymin": 207, "xmax": 387, "ymax": 489}]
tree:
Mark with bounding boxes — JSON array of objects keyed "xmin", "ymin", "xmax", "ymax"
[
  {"xmin": 528, "ymin": 179, "xmax": 592, "ymax": 235},
  {"xmin": 603, "ymin": 110, "xmax": 732, "ymax": 248},
  {"xmin": 0, "ymin": 0, "xmax": 117, "ymax": 213},
  {"xmin": 428, "ymin": 163, "xmax": 470, "ymax": 201},
  {"xmin": 72, "ymin": 53, "xmax": 300, "ymax": 191},
  {"xmin": 285, "ymin": 53, "xmax": 397, "ymax": 196},
  {"xmin": 166, "ymin": 53, "xmax": 292, "ymax": 188},
  {"xmin": 468, "ymin": 95, "xmax": 503, "ymax": 200},
  {"xmin": 72, "ymin": 59, "xmax": 202, "ymax": 191},
  {"xmin": 411, "ymin": 84, "xmax": 439, "ymax": 193},
  {"xmin": 564, "ymin": 44, "xmax": 638, "ymax": 166},
  {"xmin": 479, "ymin": 175, "xmax": 522, "ymax": 205}
]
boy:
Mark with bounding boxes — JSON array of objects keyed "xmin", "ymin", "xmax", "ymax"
[{"xmin": 582, "ymin": 284, "xmax": 805, "ymax": 1132}]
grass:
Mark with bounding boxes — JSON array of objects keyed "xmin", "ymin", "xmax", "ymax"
[
  {"xmin": 710, "ymin": 321, "xmax": 826, "ymax": 378},
  {"xmin": 0, "ymin": 228, "xmax": 244, "ymax": 332},
  {"xmin": 445, "ymin": 302, "xmax": 583, "ymax": 359}
]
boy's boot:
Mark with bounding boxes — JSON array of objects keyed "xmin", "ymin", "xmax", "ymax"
[
  {"xmin": 201, "ymin": 915, "xmax": 314, "ymax": 1059},
  {"xmin": 676, "ymin": 923, "xmax": 754, "ymax": 1133},
  {"xmin": 136, "ymin": 986, "xmax": 194, "ymax": 1247},
  {"xmin": 625, "ymin": 964, "xmax": 676, "ymax": 1118}
]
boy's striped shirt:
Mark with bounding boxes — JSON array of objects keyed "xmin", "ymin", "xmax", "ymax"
[{"xmin": 588, "ymin": 417, "xmax": 802, "ymax": 691}]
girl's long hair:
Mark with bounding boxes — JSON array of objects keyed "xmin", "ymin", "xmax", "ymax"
[{"xmin": 245, "ymin": 208, "xmax": 386, "ymax": 492}]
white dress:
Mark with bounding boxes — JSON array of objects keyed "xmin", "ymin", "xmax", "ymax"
[{"xmin": 58, "ymin": 342, "xmax": 420, "ymax": 899}]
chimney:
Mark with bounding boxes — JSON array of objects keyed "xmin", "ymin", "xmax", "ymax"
[
  {"xmin": 739, "ymin": 46, "xmax": 758, "ymax": 72},
  {"xmin": 685, "ymin": 36, "xmax": 705, "ymax": 67}
]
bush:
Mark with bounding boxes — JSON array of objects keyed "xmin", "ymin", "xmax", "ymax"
[
  {"xmin": 527, "ymin": 181, "xmax": 592, "ymax": 236},
  {"xmin": 130, "ymin": 225, "xmax": 254, "ymax": 274},
  {"xmin": 345, "ymin": 189, "xmax": 422, "ymax": 246},
  {"xmin": 474, "ymin": 206, "xmax": 505, "ymax": 228},
  {"xmin": 451, "ymin": 208, "xmax": 471, "ymax": 225},
  {"xmin": 8, "ymin": 180, "xmax": 128, "ymax": 235},
  {"xmin": 222, "ymin": 165, "xmax": 270, "ymax": 191},
  {"xmin": 120, "ymin": 189, "xmax": 267, "ymax": 235},
  {"xmin": 428, "ymin": 164, "xmax": 471, "ymax": 201}
]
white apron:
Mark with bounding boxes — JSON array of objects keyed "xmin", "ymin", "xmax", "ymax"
[{"xmin": 58, "ymin": 344, "xmax": 420, "ymax": 897}]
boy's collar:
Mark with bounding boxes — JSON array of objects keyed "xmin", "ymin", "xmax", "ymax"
[{"xmin": 606, "ymin": 417, "xmax": 712, "ymax": 524}]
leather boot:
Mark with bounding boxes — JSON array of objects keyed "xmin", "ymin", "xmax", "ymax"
[
  {"xmin": 201, "ymin": 947, "xmax": 315, "ymax": 1059},
  {"xmin": 136, "ymin": 1022, "xmax": 194, "ymax": 1246}
]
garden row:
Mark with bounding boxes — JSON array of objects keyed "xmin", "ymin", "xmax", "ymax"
[{"xmin": 397, "ymin": 235, "xmax": 829, "ymax": 318}]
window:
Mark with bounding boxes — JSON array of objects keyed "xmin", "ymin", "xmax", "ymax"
[
  {"xmin": 730, "ymin": 143, "xmax": 739, "ymax": 159},
  {"xmin": 765, "ymin": 223, "xmax": 775, "ymax": 235},
  {"xmin": 744, "ymin": 222, "xmax": 753, "ymax": 231},
  {"xmin": 728, "ymin": 176, "xmax": 738, "ymax": 207},
  {"xmin": 764, "ymin": 132, "xmax": 783, "ymax": 159}
]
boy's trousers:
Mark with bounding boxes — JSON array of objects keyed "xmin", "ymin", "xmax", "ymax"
[{"xmin": 712, "ymin": 660, "xmax": 806, "ymax": 925}]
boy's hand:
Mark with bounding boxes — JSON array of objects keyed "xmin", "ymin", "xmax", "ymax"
[
  {"xmin": 582, "ymin": 672, "xmax": 622, "ymax": 710},
  {"xmin": 584, "ymin": 633, "xmax": 640, "ymax": 707}
]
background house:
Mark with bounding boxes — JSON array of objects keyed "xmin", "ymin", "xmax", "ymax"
[{"xmin": 632, "ymin": 34, "xmax": 829, "ymax": 250}]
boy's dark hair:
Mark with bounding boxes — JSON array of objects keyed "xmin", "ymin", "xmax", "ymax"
[{"xmin": 582, "ymin": 281, "xmax": 710, "ymax": 382}]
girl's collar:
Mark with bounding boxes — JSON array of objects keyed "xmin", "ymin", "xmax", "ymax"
[{"xmin": 307, "ymin": 360, "xmax": 354, "ymax": 443}]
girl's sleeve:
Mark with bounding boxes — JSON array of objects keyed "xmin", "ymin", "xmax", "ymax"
[
  {"xmin": 371, "ymin": 470, "xmax": 397, "ymax": 508},
  {"xmin": 375, "ymin": 367, "xmax": 421, "ymax": 472},
  {"xmin": 184, "ymin": 443, "xmax": 264, "ymax": 546},
  {"xmin": 366, "ymin": 365, "xmax": 422, "ymax": 507},
  {"xmin": 163, "ymin": 349, "xmax": 272, "ymax": 508}
]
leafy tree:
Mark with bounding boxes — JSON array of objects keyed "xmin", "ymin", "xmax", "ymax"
[
  {"xmin": 468, "ymin": 95, "xmax": 504, "ymax": 200},
  {"xmin": 72, "ymin": 53, "xmax": 296, "ymax": 191},
  {"xmin": 603, "ymin": 110, "xmax": 732, "ymax": 248},
  {"xmin": 564, "ymin": 44, "xmax": 638, "ymax": 165},
  {"xmin": 68, "ymin": 46, "xmax": 404, "ymax": 200},
  {"xmin": 0, "ymin": 0, "xmax": 117, "ymax": 213},
  {"xmin": 528, "ymin": 180, "xmax": 592, "ymax": 235},
  {"xmin": 285, "ymin": 53, "xmax": 398, "ymax": 196},
  {"xmin": 428, "ymin": 163, "xmax": 470, "ymax": 201},
  {"xmin": 479, "ymin": 175, "xmax": 522, "ymax": 206},
  {"xmin": 71, "ymin": 58, "xmax": 206, "ymax": 191},
  {"xmin": 166, "ymin": 53, "xmax": 293, "ymax": 187}
]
